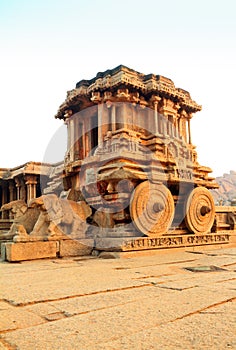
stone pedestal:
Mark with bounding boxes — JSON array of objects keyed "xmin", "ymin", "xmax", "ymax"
[
  {"xmin": 59, "ymin": 239, "xmax": 94, "ymax": 257},
  {"xmin": 2, "ymin": 241, "xmax": 58, "ymax": 262},
  {"xmin": 95, "ymin": 232, "xmax": 231, "ymax": 252},
  {"xmin": 1, "ymin": 238, "xmax": 94, "ymax": 262}
]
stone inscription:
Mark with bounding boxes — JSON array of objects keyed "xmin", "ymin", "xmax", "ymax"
[{"xmin": 122, "ymin": 233, "xmax": 230, "ymax": 251}]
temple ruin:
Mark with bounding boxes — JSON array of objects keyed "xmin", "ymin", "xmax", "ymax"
[{"xmin": 1, "ymin": 65, "xmax": 236, "ymax": 261}]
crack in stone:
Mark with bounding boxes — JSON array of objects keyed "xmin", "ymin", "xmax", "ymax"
[
  {"xmin": 154, "ymin": 284, "xmax": 198, "ymax": 291},
  {"xmin": 133, "ymin": 273, "xmax": 173, "ymax": 280},
  {"xmin": 112, "ymin": 259, "xmax": 197, "ymax": 271},
  {"xmin": 0, "ymin": 336, "xmax": 17, "ymax": 349},
  {"xmin": 216, "ymin": 277, "xmax": 236, "ymax": 283},
  {"xmin": 90, "ymin": 297, "xmax": 236, "ymax": 347},
  {"xmin": 3, "ymin": 283, "xmax": 153, "ymax": 307},
  {"xmin": 222, "ymin": 262, "xmax": 236, "ymax": 267},
  {"xmin": 168, "ymin": 297, "xmax": 236, "ymax": 323}
]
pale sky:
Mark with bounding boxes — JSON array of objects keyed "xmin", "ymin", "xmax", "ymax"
[{"xmin": 0, "ymin": 0, "xmax": 236, "ymax": 176}]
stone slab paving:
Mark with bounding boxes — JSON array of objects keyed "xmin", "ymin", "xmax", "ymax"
[{"xmin": 0, "ymin": 246, "xmax": 235, "ymax": 349}]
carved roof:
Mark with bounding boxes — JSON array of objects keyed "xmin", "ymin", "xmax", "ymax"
[
  {"xmin": 0, "ymin": 161, "xmax": 53, "ymax": 181},
  {"xmin": 55, "ymin": 65, "xmax": 202, "ymax": 119}
]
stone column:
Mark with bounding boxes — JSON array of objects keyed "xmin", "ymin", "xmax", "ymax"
[
  {"xmin": 74, "ymin": 115, "xmax": 79, "ymax": 160},
  {"xmin": 163, "ymin": 114, "xmax": 168, "ymax": 136},
  {"xmin": 111, "ymin": 104, "xmax": 116, "ymax": 132},
  {"xmin": 151, "ymin": 96, "xmax": 161, "ymax": 135},
  {"xmin": 187, "ymin": 117, "xmax": 192, "ymax": 144},
  {"xmin": 153, "ymin": 101, "xmax": 158, "ymax": 134},
  {"xmin": 85, "ymin": 133, "xmax": 89, "ymax": 158},
  {"xmin": 168, "ymin": 115, "xmax": 174, "ymax": 137},
  {"xmin": 174, "ymin": 105, "xmax": 180, "ymax": 138},
  {"xmin": 9, "ymin": 181, "xmax": 16, "ymax": 202},
  {"xmin": 122, "ymin": 103, "xmax": 127, "ymax": 130},
  {"xmin": 98, "ymin": 103, "xmax": 103, "ymax": 145},
  {"xmin": 66, "ymin": 119, "xmax": 70, "ymax": 151},
  {"xmin": 82, "ymin": 121, "xmax": 86, "ymax": 158},
  {"xmin": 1, "ymin": 184, "xmax": 8, "ymax": 205},
  {"xmin": 25, "ymin": 175, "xmax": 37, "ymax": 204},
  {"xmin": 1, "ymin": 184, "xmax": 8, "ymax": 219},
  {"xmin": 69, "ymin": 117, "xmax": 75, "ymax": 161},
  {"xmin": 20, "ymin": 179, "xmax": 26, "ymax": 202},
  {"xmin": 8, "ymin": 181, "xmax": 16, "ymax": 219},
  {"xmin": 177, "ymin": 116, "xmax": 182, "ymax": 138},
  {"xmin": 15, "ymin": 178, "xmax": 21, "ymax": 200},
  {"xmin": 181, "ymin": 118, "xmax": 187, "ymax": 143},
  {"xmin": 64, "ymin": 118, "xmax": 71, "ymax": 163}
]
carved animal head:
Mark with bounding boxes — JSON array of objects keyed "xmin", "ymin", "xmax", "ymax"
[
  {"xmin": 1, "ymin": 200, "xmax": 28, "ymax": 218},
  {"xmin": 29, "ymin": 196, "xmax": 44, "ymax": 209},
  {"xmin": 29, "ymin": 194, "xmax": 60, "ymax": 213}
]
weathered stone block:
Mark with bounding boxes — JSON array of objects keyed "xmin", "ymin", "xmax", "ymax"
[
  {"xmin": 229, "ymin": 231, "xmax": 236, "ymax": 244},
  {"xmin": 95, "ymin": 238, "xmax": 130, "ymax": 251},
  {"xmin": 59, "ymin": 239, "xmax": 94, "ymax": 257},
  {"xmin": 95, "ymin": 233, "xmax": 231, "ymax": 252},
  {"xmin": 1, "ymin": 243, "xmax": 6, "ymax": 260},
  {"xmin": 3, "ymin": 242, "xmax": 58, "ymax": 262}
]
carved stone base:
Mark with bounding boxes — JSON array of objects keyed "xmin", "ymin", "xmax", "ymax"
[
  {"xmin": 1, "ymin": 241, "xmax": 58, "ymax": 262},
  {"xmin": 1, "ymin": 238, "xmax": 94, "ymax": 262},
  {"xmin": 59, "ymin": 239, "xmax": 94, "ymax": 257},
  {"xmin": 95, "ymin": 232, "xmax": 231, "ymax": 252}
]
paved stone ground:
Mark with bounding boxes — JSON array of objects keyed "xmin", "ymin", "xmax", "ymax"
[{"xmin": 0, "ymin": 244, "xmax": 236, "ymax": 349}]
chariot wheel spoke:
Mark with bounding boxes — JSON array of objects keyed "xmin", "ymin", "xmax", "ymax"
[
  {"xmin": 130, "ymin": 181, "xmax": 174, "ymax": 236},
  {"xmin": 184, "ymin": 187, "xmax": 215, "ymax": 235}
]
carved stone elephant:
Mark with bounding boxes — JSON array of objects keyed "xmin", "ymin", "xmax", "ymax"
[
  {"xmin": 29, "ymin": 194, "xmax": 92, "ymax": 238},
  {"xmin": 1, "ymin": 200, "xmax": 40, "ymax": 236}
]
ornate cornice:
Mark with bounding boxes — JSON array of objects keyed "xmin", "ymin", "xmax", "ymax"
[{"xmin": 55, "ymin": 65, "xmax": 202, "ymax": 120}]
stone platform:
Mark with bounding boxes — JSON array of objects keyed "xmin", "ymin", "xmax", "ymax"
[
  {"xmin": 0, "ymin": 245, "xmax": 236, "ymax": 349},
  {"xmin": 1, "ymin": 239, "xmax": 94, "ymax": 262},
  {"xmin": 1, "ymin": 230, "xmax": 235, "ymax": 262},
  {"xmin": 95, "ymin": 232, "xmax": 232, "ymax": 252},
  {"xmin": 1, "ymin": 231, "xmax": 235, "ymax": 262}
]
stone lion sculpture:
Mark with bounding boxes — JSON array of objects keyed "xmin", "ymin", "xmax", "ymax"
[
  {"xmin": 29, "ymin": 194, "xmax": 92, "ymax": 238},
  {"xmin": 1, "ymin": 200, "xmax": 40, "ymax": 238}
]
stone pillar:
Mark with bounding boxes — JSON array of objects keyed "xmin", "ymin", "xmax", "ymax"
[
  {"xmin": 168, "ymin": 115, "xmax": 174, "ymax": 137},
  {"xmin": 179, "ymin": 111, "xmax": 188, "ymax": 143},
  {"xmin": 111, "ymin": 104, "xmax": 116, "ymax": 132},
  {"xmin": 187, "ymin": 118, "xmax": 192, "ymax": 144},
  {"xmin": 8, "ymin": 181, "xmax": 16, "ymax": 219},
  {"xmin": 122, "ymin": 103, "xmax": 127, "ymax": 129},
  {"xmin": 9, "ymin": 181, "xmax": 16, "ymax": 202},
  {"xmin": 154, "ymin": 101, "xmax": 158, "ymax": 134},
  {"xmin": 85, "ymin": 133, "xmax": 89, "ymax": 158},
  {"xmin": 20, "ymin": 179, "xmax": 26, "ymax": 202},
  {"xmin": 65, "ymin": 119, "xmax": 70, "ymax": 153},
  {"xmin": 74, "ymin": 116, "xmax": 79, "ymax": 159},
  {"xmin": 177, "ymin": 116, "xmax": 182, "ymax": 137},
  {"xmin": 82, "ymin": 121, "xmax": 86, "ymax": 158},
  {"xmin": 98, "ymin": 104, "xmax": 103, "ymax": 145},
  {"xmin": 151, "ymin": 96, "xmax": 161, "ymax": 135},
  {"xmin": 25, "ymin": 175, "xmax": 37, "ymax": 204},
  {"xmin": 1, "ymin": 184, "xmax": 8, "ymax": 219},
  {"xmin": 173, "ymin": 105, "xmax": 180, "ymax": 138},
  {"xmin": 173, "ymin": 117, "xmax": 177, "ymax": 138},
  {"xmin": 15, "ymin": 177, "xmax": 26, "ymax": 202},
  {"xmin": 181, "ymin": 118, "xmax": 187, "ymax": 143},
  {"xmin": 15, "ymin": 178, "xmax": 21, "ymax": 200},
  {"xmin": 63, "ymin": 109, "xmax": 74, "ymax": 162},
  {"xmin": 1, "ymin": 184, "xmax": 8, "ymax": 205},
  {"xmin": 163, "ymin": 114, "xmax": 168, "ymax": 136},
  {"xmin": 69, "ymin": 117, "xmax": 75, "ymax": 161}
]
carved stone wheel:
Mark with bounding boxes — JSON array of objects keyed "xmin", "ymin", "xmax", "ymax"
[
  {"xmin": 130, "ymin": 181, "xmax": 175, "ymax": 236},
  {"xmin": 184, "ymin": 187, "xmax": 215, "ymax": 235}
]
